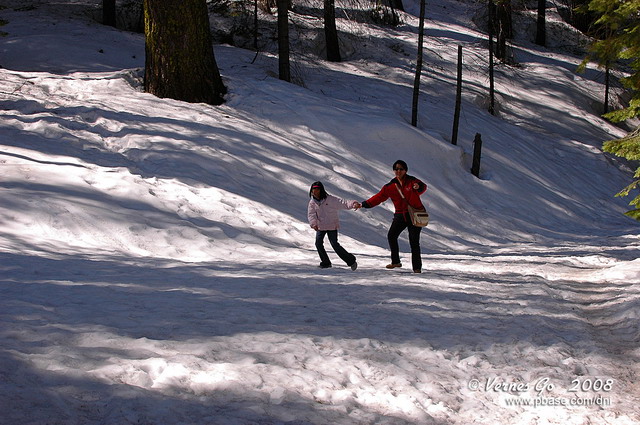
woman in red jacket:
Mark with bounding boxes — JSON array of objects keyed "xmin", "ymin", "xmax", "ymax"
[{"xmin": 360, "ymin": 160, "xmax": 427, "ymax": 273}]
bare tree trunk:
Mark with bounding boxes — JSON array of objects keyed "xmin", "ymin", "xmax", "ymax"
[
  {"xmin": 488, "ymin": 0, "xmax": 496, "ymax": 115},
  {"xmin": 535, "ymin": 0, "xmax": 546, "ymax": 46},
  {"xmin": 411, "ymin": 0, "xmax": 426, "ymax": 127},
  {"xmin": 324, "ymin": 0, "xmax": 341, "ymax": 62},
  {"xmin": 254, "ymin": 0, "xmax": 259, "ymax": 51},
  {"xmin": 493, "ymin": 0, "xmax": 512, "ymax": 61},
  {"xmin": 103, "ymin": 0, "xmax": 116, "ymax": 27},
  {"xmin": 143, "ymin": 0, "xmax": 226, "ymax": 105},
  {"xmin": 451, "ymin": 45, "xmax": 463, "ymax": 145},
  {"xmin": 277, "ymin": 0, "xmax": 291, "ymax": 81},
  {"xmin": 604, "ymin": 63, "xmax": 610, "ymax": 114}
]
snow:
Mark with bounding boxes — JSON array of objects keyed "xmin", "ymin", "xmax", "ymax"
[{"xmin": 0, "ymin": 0, "xmax": 639, "ymax": 424}]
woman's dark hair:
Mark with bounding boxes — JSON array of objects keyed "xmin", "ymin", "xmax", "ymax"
[
  {"xmin": 393, "ymin": 160, "xmax": 408, "ymax": 171},
  {"xmin": 309, "ymin": 181, "xmax": 328, "ymax": 200}
]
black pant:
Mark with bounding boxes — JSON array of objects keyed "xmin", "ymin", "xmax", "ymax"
[
  {"xmin": 316, "ymin": 230, "xmax": 356, "ymax": 266},
  {"xmin": 388, "ymin": 213, "xmax": 423, "ymax": 270}
]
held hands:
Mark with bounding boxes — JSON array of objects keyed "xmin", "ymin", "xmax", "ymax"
[{"xmin": 353, "ymin": 202, "xmax": 362, "ymax": 210}]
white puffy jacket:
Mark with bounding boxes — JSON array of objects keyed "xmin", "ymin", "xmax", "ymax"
[{"xmin": 307, "ymin": 194, "xmax": 358, "ymax": 231}]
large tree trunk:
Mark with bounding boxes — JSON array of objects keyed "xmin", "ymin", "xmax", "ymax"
[
  {"xmin": 143, "ymin": 0, "xmax": 226, "ymax": 105},
  {"xmin": 324, "ymin": 0, "xmax": 341, "ymax": 62}
]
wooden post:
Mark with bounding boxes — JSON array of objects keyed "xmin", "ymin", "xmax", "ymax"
[
  {"xmin": 451, "ymin": 45, "xmax": 463, "ymax": 145},
  {"xmin": 471, "ymin": 133, "xmax": 482, "ymax": 177}
]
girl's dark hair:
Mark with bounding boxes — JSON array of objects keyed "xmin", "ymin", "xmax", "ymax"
[{"xmin": 309, "ymin": 181, "xmax": 328, "ymax": 200}]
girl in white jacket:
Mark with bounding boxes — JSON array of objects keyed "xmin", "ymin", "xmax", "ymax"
[{"xmin": 307, "ymin": 181, "xmax": 360, "ymax": 270}]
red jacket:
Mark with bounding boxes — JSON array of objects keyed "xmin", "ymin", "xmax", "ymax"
[{"xmin": 362, "ymin": 175, "xmax": 427, "ymax": 213}]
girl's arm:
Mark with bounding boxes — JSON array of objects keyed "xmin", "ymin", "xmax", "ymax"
[{"xmin": 328, "ymin": 195, "xmax": 359, "ymax": 210}]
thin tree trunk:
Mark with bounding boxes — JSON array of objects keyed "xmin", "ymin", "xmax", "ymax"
[
  {"xmin": 103, "ymin": 0, "xmax": 116, "ymax": 27},
  {"xmin": 451, "ymin": 45, "xmax": 463, "ymax": 145},
  {"xmin": 604, "ymin": 63, "xmax": 610, "ymax": 114},
  {"xmin": 324, "ymin": 0, "xmax": 341, "ymax": 62},
  {"xmin": 411, "ymin": 0, "xmax": 426, "ymax": 127},
  {"xmin": 535, "ymin": 0, "xmax": 546, "ymax": 46},
  {"xmin": 494, "ymin": 0, "xmax": 512, "ymax": 61},
  {"xmin": 488, "ymin": 0, "xmax": 496, "ymax": 115},
  {"xmin": 277, "ymin": 0, "xmax": 290, "ymax": 82},
  {"xmin": 254, "ymin": 0, "xmax": 259, "ymax": 51}
]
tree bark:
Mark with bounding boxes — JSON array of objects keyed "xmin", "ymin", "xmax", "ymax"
[
  {"xmin": 411, "ymin": 0, "xmax": 426, "ymax": 127},
  {"xmin": 488, "ymin": 0, "xmax": 496, "ymax": 115},
  {"xmin": 535, "ymin": 0, "xmax": 546, "ymax": 46},
  {"xmin": 604, "ymin": 62, "xmax": 610, "ymax": 114},
  {"xmin": 103, "ymin": 0, "xmax": 116, "ymax": 27},
  {"xmin": 143, "ymin": 0, "xmax": 226, "ymax": 105},
  {"xmin": 277, "ymin": 0, "xmax": 290, "ymax": 81},
  {"xmin": 451, "ymin": 45, "xmax": 463, "ymax": 145},
  {"xmin": 324, "ymin": 0, "xmax": 341, "ymax": 62},
  {"xmin": 493, "ymin": 0, "xmax": 512, "ymax": 61}
]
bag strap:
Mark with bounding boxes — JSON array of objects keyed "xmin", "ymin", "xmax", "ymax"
[
  {"xmin": 395, "ymin": 183, "xmax": 408, "ymax": 202},
  {"xmin": 395, "ymin": 183, "xmax": 412, "ymax": 212},
  {"xmin": 397, "ymin": 183, "xmax": 424, "ymax": 212}
]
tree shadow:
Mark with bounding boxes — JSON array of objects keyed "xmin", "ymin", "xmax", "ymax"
[{"xmin": 2, "ymin": 249, "xmax": 631, "ymax": 347}]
